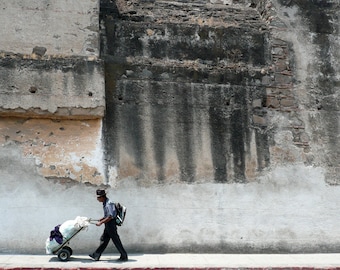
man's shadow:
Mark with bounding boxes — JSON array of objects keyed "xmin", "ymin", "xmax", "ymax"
[{"xmin": 49, "ymin": 256, "xmax": 137, "ymax": 264}]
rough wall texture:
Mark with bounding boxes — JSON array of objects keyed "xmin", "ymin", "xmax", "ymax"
[
  {"xmin": 0, "ymin": 0, "xmax": 106, "ymax": 184},
  {"xmin": 0, "ymin": 55, "xmax": 105, "ymax": 119},
  {"xmin": 0, "ymin": 0, "xmax": 105, "ymax": 119},
  {"xmin": 0, "ymin": 0, "xmax": 339, "ymax": 254},
  {"xmin": 0, "ymin": 1, "xmax": 99, "ymax": 56},
  {"xmin": 0, "ymin": 118, "xmax": 105, "ymax": 185},
  {"xmin": 263, "ymin": 0, "xmax": 340, "ymax": 184},
  {"xmin": 101, "ymin": 0, "xmax": 339, "ymax": 185},
  {"xmin": 103, "ymin": 0, "xmax": 271, "ymax": 185},
  {"xmin": 0, "ymin": 0, "xmax": 107, "ymax": 254}
]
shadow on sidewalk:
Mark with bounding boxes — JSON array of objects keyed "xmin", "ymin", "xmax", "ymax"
[{"xmin": 48, "ymin": 256, "xmax": 137, "ymax": 264}]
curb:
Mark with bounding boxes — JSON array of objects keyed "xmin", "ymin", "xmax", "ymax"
[{"xmin": 0, "ymin": 266, "xmax": 340, "ymax": 270}]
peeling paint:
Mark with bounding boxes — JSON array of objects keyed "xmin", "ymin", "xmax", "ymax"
[{"xmin": 0, "ymin": 117, "xmax": 105, "ymax": 184}]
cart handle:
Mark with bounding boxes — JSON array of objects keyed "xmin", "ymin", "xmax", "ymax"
[{"xmin": 88, "ymin": 218, "xmax": 99, "ymax": 224}]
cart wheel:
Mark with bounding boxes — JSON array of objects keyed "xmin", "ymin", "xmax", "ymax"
[
  {"xmin": 64, "ymin": 246, "xmax": 73, "ymax": 256},
  {"xmin": 57, "ymin": 248, "xmax": 71, "ymax": 262}
]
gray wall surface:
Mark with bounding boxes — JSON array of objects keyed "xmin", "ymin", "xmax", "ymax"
[
  {"xmin": 0, "ymin": 0, "xmax": 99, "ymax": 56},
  {"xmin": 0, "ymin": 0, "xmax": 339, "ymax": 254},
  {"xmin": 1, "ymin": 145, "xmax": 340, "ymax": 253}
]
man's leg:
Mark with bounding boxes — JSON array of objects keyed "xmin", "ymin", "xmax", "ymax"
[
  {"xmin": 90, "ymin": 229, "xmax": 110, "ymax": 260},
  {"xmin": 107, "ymin": 223, "xmax": 128, "ymax": 260}
]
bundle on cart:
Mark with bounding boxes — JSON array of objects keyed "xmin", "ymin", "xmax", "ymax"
[{"xmin": 45, "ymin": 216, "xmax": 91, "ymax": 261}]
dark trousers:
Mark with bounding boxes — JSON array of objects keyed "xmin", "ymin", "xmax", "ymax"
[{"xmin": 94, "ymin": 220, "xmax": 127, "ymax": 258}]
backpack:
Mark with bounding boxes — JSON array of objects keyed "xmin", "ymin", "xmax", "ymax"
[{"xmin": 114, "ymin": 203, "xmax": 127, "ymax": 226}]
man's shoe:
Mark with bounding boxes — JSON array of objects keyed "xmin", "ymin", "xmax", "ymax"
[
  {"xmin": 116, "ymin": 256, "xmax": 128, "ymax": 262},
  {"xmin": 89, "ymin": 253, "xmax": 100, "ymax": 261}
]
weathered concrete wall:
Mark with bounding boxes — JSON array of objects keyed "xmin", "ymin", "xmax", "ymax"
[
  {"xmin": 103, "ymin": 0, "xmax": 271, "ymax": 185},
  {"xmin": 0, "ymin": 0, "xmax": 340, "ymax": 254},
  {"xmin": 0, "ymin": 0, "xmax": 105, "ymax": 119},
  {"xmin": 2, "ymin": 153, "xmax": 340, "ymax": 254},
  {"xmin": 0, "ymin": 1, "xmax": 99, "ymax": 56},
  {"xmin": 0, "ymin": 145, "xmax": 101, "ymax": 253},
  {"xmin": 99, "ymin": 0, "xmax": 340, "ymax": 253},
  {"xmin": 261, "ymin": 0, "xmax": 340, "ymax": 184},
  {"xmin": 0, "ymin": 0, "xmax": 106, "ymax": 182},
  {"xmin": 0, "ymin": 55, "xmax": 105, "ymax": 119},
  {"xmin": 102, "ymin": 0, "xmax": 339, "ymax": 186},
  {"xmin": 0, "ymin": 118, "xmax": 105, "ymax": 185},
  {"xmin": 0, "ymin": 0, "xmax": 108, "ymax": 253}
]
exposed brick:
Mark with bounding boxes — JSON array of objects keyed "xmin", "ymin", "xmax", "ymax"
[
  {"xmin": 253, "ymin": 115, "xmax": 267, "ymax": 126},
  {"xmin": 275, "ymin": 73, "xmax": 293, "ymax": 85},
  {"xmin": 266, "ymin": 96, "xmax": 280, "ymax": 108},
  {"xmin": 280, "ymin": 97, "xmax": 296, "ymax": 108}
]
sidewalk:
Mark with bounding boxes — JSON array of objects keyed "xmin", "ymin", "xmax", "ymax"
[{"xmin": 2, "ymin": 253, "xmax": 340, "ymax": 269}]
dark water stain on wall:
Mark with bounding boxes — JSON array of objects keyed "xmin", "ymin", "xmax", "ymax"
[
  {"xmin": 149, "ymin": 83, "xmax": 168, "ymax": 182},
  {"xmin": 101, "ymin": 0, "xmax": 272, "ymax": 183},
  {"xmin": 174, "ymin": 86, "xmax": 196, "ymax": 183}
]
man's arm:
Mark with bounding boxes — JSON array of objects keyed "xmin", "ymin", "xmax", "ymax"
[{"xmin": 96, "ymin": 216, "xmax": 113, "ymax": 226}]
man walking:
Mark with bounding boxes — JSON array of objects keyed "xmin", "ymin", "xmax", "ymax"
[{"xmin": 89, "ymin": 189, "xmax": 128, "ymax": 262}]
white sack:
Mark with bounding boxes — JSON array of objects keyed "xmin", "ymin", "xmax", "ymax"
[{"xmin": 45, "ymin": 216, "xmax": 90, "ymax": 254}]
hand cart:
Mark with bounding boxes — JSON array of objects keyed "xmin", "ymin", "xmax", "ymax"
[
  {"xmin": 49, "ymin": 218, "xmax": 97, "ymax": 262},
  {"xmin": 52, "ymin": 226, "xmax": 85, "ymax": 261}
]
